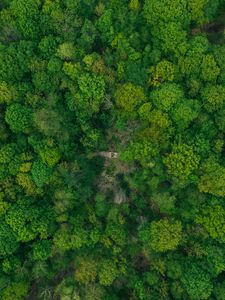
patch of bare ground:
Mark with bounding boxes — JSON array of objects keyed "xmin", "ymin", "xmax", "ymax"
[{"xmin": 93, "ymin": 148, "xmax": 135, "ymax": 204}]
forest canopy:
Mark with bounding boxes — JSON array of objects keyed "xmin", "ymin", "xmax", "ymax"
[{"xmin": 0, "ymin": 0, "xmax": 225, "ymax": 299}]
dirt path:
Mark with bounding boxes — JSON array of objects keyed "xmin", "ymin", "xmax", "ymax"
[{"xmin": 96, "ymin": 151, "xmax": 119, "ymax": 159}]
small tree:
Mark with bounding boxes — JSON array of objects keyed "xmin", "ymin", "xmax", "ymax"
[
  {"xmin": 140, "ymin": 218, "xmax": 182, "ymax": 252},
  {"xmin": 163, "ymin": 144, "xmax": 199, "ymax": 180},
  {"xmin": 5, "ymin": 103, "xmax": 32, "ymax": 132}
]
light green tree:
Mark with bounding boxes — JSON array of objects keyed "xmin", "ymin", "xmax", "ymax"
[
  {"xmin": 200, "ymin": 54, "xmax": 220, "ymax": 82},
  {"xmin": 140, "ymin": 219, "xmax": 182, "ymax": 252},
  {"xmin": 144, "ymin": 0, "xmax": 188, "ymax": 25},
  {"xmin": 31, "ymin": 160, "xmax": 52, "ymax": 187},
  {"xmin": 5, "ymin": 103, "xmax": 32, "ymax": 132},
  {"xmin": 98, "ymin": 259, "xmax": 118, "ymax": 286},
  {"xmin": 198, "ymin": 158, "xmax": 225, "ymax": 197},
  {"xmin": 150, "ymin": 60, "xmax": 175, "ymax": 86},
  {"xmin": 115, "ymin": 82, "xmax": 147, "ymax": 118},
  {"xmin": 181, "ymin": 263, "xmax": 213, "ymax": 300},
  {"xmin": 151, "ymin": 83, "xmax": 184, "ymax": 112},
  {"xmin": 201, "ymin": 84, "xmax": 225, "ymax": 112},
  {"xmin": 75, "ymin": 257, "xmax": 97, "ymax": 284},
  {"xmin": 195, "ymin": 205, "xmax": 225, "ymax": 242},
  {"xmin": 2, "ymin": 282, "xmax": 28, "ymax": 300},
  {"xmin": 163, "ymin": 144, "xmax": 199, "ymax": 180}
]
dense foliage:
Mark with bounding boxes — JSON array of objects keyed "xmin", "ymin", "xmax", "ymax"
[{"xmin": 0, "ymin": 0, "xmax": 225, "ymax": 299}]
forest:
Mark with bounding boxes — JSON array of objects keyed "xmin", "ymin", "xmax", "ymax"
[{"xmin": 0, "ymin": 0, "xmax": 225, "ymax": 299}]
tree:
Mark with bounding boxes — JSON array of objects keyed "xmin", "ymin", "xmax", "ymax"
[
  {"xmin": 171, "ymin": 281, "xmax": 186, "ymax": 299},
  {"xmin": 47, "ymin": 57, "xmax": 62, "ymax": 73},
  {"xmin": 181, "ymin": 262, "xmax": 213, "ymax": 300},
  {"xmin": 5, "ymin": 199, "xmax": 53, "ymax": 242},
  {"xmin": 77, "ymin": 73, "xmax": 105, "ymax": 113},
  {"xmin": 32, "ymin": 71, "xmax": 55, "ymax": 93},
  {"xmin": 79, "ymin": 19, "xmax": 97, "ymax": 50},
  {"xmin": 144, "ymin": 0, "xmax": 188, "ymax": 26},
  {"xmin": 216, "ymin": 107, "xmax": 225, "ymax": 132},
  {"xmin": 54, "ymin": 224, "xmax": 89, "ymax": 253},
  {"xmin": 33, "ymin": 108, "xmax": 64, "ymax": 138},
  {"xmin": 67, "ymin": 73, "xmax": 105, "ymax": 123},
  {"xmin": 178, "ymin": 36, "xmax": 209, "ymax": 79},
  {"xmin": 171, "ymin": 99, "xmax": 200, "ymax": 129},
  {"xmin": 0, "ymin": 81, "xmax": 18, "ymax": 104},
  {"xmin": 57, "ymin": 42, "xmax": 76, "ymax": 61},
  {"xmin": 213, "ymin": 281, "xmax": 225, "ymax": 300},
  {"xmin": 0, "ymin": 44, "xmax": 25, "ymax": 82},
  {"xmin": 0, "ymin": 218, "xmax": 18, "ymax": 257},
  {"xmin": 151, "ymin": 192, "xmax": 176, "ymax": 215},
  {"xmin": 98, "ymin": 259, "xmax": 118, "ymax": 286},
  {"xmin": 0, "ymin": 143, "xmax": 17, "ymax": 164},
  {"xmin": 195, "ymin": 205, "xmax": 225, "ymax": 242},
  {"xmin": 96, "ymin": 9, "xmax": 114, "ymax": 44},
  {"xmin": 53, "ymin": 227, "xmax": 72, "ymax": 252},
  {"xmin": 200, "ymin": 84, "xmax": 225, "ymax": 112},
  {"xmin": 115, "ymin": 83, "xmax": 147, "ymax": 118},
  {"xmin": 16, "ymin": 173, "xmax": 40, "ymax": 196},
  {"xmin": 31, "ymin": 160, "xmax": 52, "ymax": 187},
  {"xmin": 0, "ymin": 5, "xmax": 19, "ymax": 44},
  {"xmin": 150, "ymin": 60, "xmax": 175, "ymax": 86},
  {"xmin": 38, "ymin": 145, "xmax": 61, "ymax": 167},
  {"xmin": 10, "ymin": 0, "xmax": 41, "ymax": 39},
  {"xmin": 151, "ymin": 83, "xmax": 184, "ymax": 112},
  {"xmin": 203, "ymin": 244, "xmax": 225, "ymax": 277},
  {"xmin": 121, "ymin": 139, "xmax": 158, "ymax": 168},
  {"xmin": 32, "ymin": 240, "xmax": 52, "ymax": 261},
  {"xmin": 1, "ymin": 282, "xmax": 28, "ymax": 300},
  {"xmin": 63, "ymin": 61, "xmax": 81, "ymax": 81},
  {"xmin": 139, "ymin": 218, "xmax": 182, "ymax": 252},
  {"xmin": 163, "ymin": 144, "xmax": 199, "ymax": 180},
  {"xmin": 153, "ymin": 22, "xmax": 187, "ymax": 55},
  {"xmin": 38, "ymin": 34, "xmax": 58, "ymax": 59},
  {"xmin": 129, "ymin": 0, "xmax": 140, "ymax": 11},
  {"xmin": 82, "ymin": 284, "xmax": 105, "ymax": 300},
  {"xmin": 124, "ymin": 59, "xmax": 147, "ymax": 86},
  {"xmin": 200, "ymin": 54, "xmax": 220, "ymax": 82},
  {"xmin": 138, "ymin": 102, "xmax": 152, "ymax": 121},
  {"xmin": 105, "ymin": 221, "xmax": 127, "ymax": 248},
  {"xmin": 198, "ymin": 158, "xmax": 225, "ymax": 197},
  {"xmin": 54, "ymin": 278, "xmax": 81, "ymax": 300},
  {"xmin": 187, "ymin": 0, "xmax": 209, "ymax": 25},
  {"xmin": 213, "ymin": 45, "xmax": 225, "ymax": 84},
  {"xmin": 5, "ymin": 103, "xmax": 32, "ymax": 132},
  {"xmin": 74, "ymin": 257, "xmax": 97, "ymax": 284}
]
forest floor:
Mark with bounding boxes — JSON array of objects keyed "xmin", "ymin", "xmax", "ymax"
[{"xmin": 191, "ymin": 12, "xmax": 225, "ymax": 44}]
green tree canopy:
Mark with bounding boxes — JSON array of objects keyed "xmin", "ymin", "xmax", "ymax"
[{"xmin": 5, "ymin": 103, "xmax": 32, "ymax": 132}]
